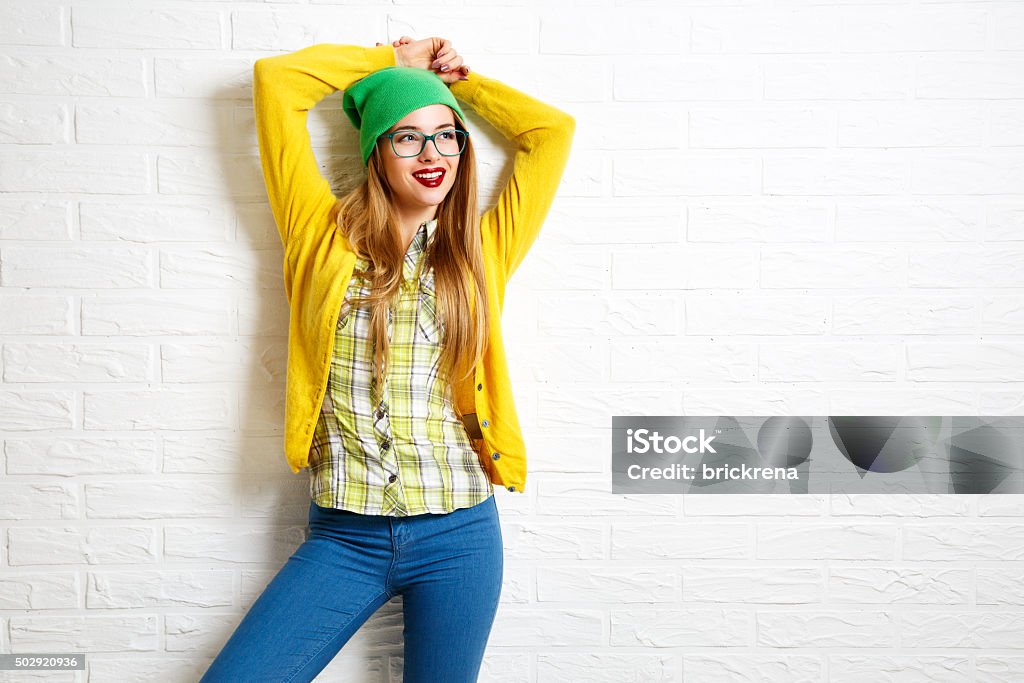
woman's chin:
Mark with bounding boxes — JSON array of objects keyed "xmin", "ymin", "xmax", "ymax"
[{"xmin": 409, "ymin": 186, "xmax": 453, "ymax": 205}]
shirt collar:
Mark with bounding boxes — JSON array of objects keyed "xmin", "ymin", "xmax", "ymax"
[
  {"xmin": 408, "ymin": 218, "xmax": 437, "ymax": 257},
  {"xmin": 423, "ymin": 217, "xmax": 438, "ymax": 242},
  {"xmin": 406, "ymin": 218, "xmax": 438, "ymax": 281}
]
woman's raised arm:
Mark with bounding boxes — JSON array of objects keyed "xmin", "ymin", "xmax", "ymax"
[
  {"xmin": 449, "ymin": 72, "xmax": 575, "ymax": 280},
  {"xmin": 252, "ymin": 44, "xmax": 396, "ymax": 247}
]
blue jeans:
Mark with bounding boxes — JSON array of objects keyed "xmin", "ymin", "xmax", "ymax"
[{"xmin": 199, "ymin": 494, "xmax": 503, "ymax": 682}]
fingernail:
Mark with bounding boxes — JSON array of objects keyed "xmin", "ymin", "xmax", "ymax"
[{"xmin": 440, "ymin": 64, "xmax": 450, "ymax": 72}]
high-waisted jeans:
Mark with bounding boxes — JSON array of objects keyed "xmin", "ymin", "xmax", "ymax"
[{"xmin": 199, "ymin": 494, "xmax": 503, "ymax": 682}]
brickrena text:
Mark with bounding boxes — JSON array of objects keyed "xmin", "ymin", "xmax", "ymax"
[{"xmin": 627, "ymin": 463, "xmax": 800, "ymax": 481}]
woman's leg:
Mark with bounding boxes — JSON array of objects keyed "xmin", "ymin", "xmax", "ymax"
[
  {"xmin": 395, "ymin": 495, "xmax": 504, "ymax": 683},
  {"xmin": 199, "ymin": 501, "xmax": 395, "ymax": 683}
]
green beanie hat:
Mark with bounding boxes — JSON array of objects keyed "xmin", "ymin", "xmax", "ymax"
[{"xmin": 342, "ymin": 66, "xmax": 468, "ymax": 166}]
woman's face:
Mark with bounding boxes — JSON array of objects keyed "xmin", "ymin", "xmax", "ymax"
[{"xmin": 377, "ymin": 104, "xmax": 461, "ymax": 215}]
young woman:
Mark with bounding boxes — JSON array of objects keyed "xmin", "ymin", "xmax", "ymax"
[{"xmin": 199, "ymin": 35, "xmax": 574, "ymax": 682}]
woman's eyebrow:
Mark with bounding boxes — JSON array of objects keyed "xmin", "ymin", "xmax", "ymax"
[{"xmin": 392, "ymin": 124, "xmax": 455, "ymax": 132}]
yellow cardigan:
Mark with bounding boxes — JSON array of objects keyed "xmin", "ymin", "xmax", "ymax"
[{"xmin": 252, "ymin": 44, "xmax": 575, "ymax": 493}]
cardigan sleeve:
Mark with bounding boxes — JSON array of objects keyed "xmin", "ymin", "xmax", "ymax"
[
  {"xmin": 449, "ymin": 72, "xmax": 576, "ymax": 279},
  {"xmin": 252, "ymin": 43, "xmax": 397, "ymax": 247}
]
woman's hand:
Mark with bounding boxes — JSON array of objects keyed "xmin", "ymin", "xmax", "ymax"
[{"xmin": 375, "ymin": 35, "xmax": 470, "ymax": 84}]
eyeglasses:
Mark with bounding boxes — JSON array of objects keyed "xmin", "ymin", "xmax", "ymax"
[{"xmin": 379, "ymin": 128, "xmax": 469, "ymax": 158}]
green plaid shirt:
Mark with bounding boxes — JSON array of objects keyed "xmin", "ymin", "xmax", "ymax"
[{"xmin": 308, "ymin": 218, "xmax": 494, "ymax": 516}]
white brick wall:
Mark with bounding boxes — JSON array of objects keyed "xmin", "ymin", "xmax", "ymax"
[{"xmin": 1, "ymin": 1, "xmax": 1023, "ymax": 681}]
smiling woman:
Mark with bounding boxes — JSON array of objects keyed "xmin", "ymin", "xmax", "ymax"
[
  {"xmin": 200, "ymin": 34, "xmax": 574, "ymax": 683},
  {"xmin": 335, "ymin": 61, "xmax": 485, "ymax": 407},
  {"xmin": 377, "ymin": 106, "xmax": 463, "ymax": 241}
]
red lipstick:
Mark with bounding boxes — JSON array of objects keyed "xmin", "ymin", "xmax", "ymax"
[{"xmin": 412, "ymin": 167, "xmax": 445, "ymax": 188}]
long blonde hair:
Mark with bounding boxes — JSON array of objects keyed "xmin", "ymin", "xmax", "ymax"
[{"xmin": 330, "ymin": 112, "xmax": 489, "ymax": 417}]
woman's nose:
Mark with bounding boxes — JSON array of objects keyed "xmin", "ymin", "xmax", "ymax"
[{"xmin": 419, "ymin": 140, "xmax": 440, "ymax": 161}]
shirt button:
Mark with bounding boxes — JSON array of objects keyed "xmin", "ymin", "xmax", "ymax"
[
  {"xmin": 492, "ymin": 452, "xmax": 500, "ymax": 460},
  {"xmin": 389, "ymin": 474, "xmax": 397, "ymax": 483},
  {"xmin": 481, "ymin": 419, "xmax": 489, "ymax": 428}
]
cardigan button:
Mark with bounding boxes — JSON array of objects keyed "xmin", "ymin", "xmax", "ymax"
[
  {"xmin": 481, "ymin": 419, "xmax": 489, "ymax": 428},
  {"xmin": 492, "ymin": 452, "xmax": 500, "ymax": 460},
  {"xmin": 477, "ymin": 383, "xmax": 482, "ymax": 391},
  {"xmin": 507, "ymin": 485, "xmax": 515, "ymax": 492}
]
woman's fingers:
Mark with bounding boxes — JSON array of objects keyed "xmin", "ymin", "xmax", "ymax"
[
  {"xmin": 378, "ymin": 36, "xmax": 412, "ymax": 51},
  {"xmin": 381, "ymin": 35, "xmax": 468, "ymax": 79},
  {"xmin": 432, "ymin": 47, "xmax": 464, "ymax": 73},
  {"xmin": 431, "ymin": 38, "xmax": 453, "ymax": 67},
  {"xmin": 437, "ymin": 54, "xmax": 464, "ymax": 74}
]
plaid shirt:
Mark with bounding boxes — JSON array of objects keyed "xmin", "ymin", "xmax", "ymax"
[{"xmin": 308, "ymin": 218, "xmax": 494, "ymax": 516}]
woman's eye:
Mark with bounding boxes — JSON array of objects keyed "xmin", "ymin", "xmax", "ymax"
[
  {"xmin": 398, "ymin": 133, "xmax": 417, "ymax": 142},
  {"xmin": 439, "ymin": 130, "xmax": 455, "ymax": 140}
]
